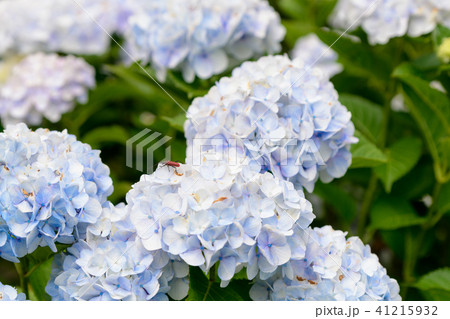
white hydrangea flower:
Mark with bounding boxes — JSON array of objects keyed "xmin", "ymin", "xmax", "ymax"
[
  {"xmin": 330, "ymin": 0, "xmax": 450, "ymax": 45},
  {"xmin": 126, "ymin": 162, "xmax": 314, "ymax": 284},
  {"xmin": 0, "ymin": 0, "xmax": 138, "ymax": 56},
  {"xmin": 185, "ymin": 55, "xmax": 357, "ymax": 192},
  {"xmin": 46, "ymin": 202, "xmax": 189, "ymax": 301},
  {"xmin": 250, "ymin": 226, "xmax": 402, "ymax": 301},
  {"xmin": 291, "ymin": 33, "xmax": 343, "ymax": 79},
  {"xmin": 0, "ymin": 53, "xmax": 95, "ymax": 125},
  {"xmin": 126, "ymin": 0, "xmax": 285, "ymax": 81},
  {"xmin": 0, "ymin": 123, "xmax": 113, "ymax": 261}
]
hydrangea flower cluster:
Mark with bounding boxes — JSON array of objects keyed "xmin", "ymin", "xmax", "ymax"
[
  {"xmin": 250, "ymin": 226, "xmax": 401, "ymax": 301},
  {"xmin": 0, "ymin": 0, "xmax": 137, "ymax": 56},
  {"xmin": 291, "ymin": 33, "xmax": 343, "ymax": 79},
  {"xmin": 46, "ymin": 202, "xmax": 189, "ymax": 301},
  {"xmin": 0, "ymin": 53, "xmax": 95, "ymax": 126},
  {"xmin": 126, "ymin": 162, "xmax": 314, "ymax": 284},
  {"xmin": 185, "ymin": 55, "xmax": 357, "ymax": 192},
  {"xmin": 0, "ymin": 124, "xmax": 113, "ymax": 262},
  {"xmin": 126, "ymin": 0, "xmax": 285, "ymax": 82},
  {"xmin": 330, "ymin": 0, "xmax": 450, "ymax": 45},
  {"xmin": 0, "ymin": 282, "xmax": 26, "ymax": 301}
]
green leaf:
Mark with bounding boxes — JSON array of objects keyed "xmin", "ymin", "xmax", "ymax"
[
  {"xmin": 277, "ymin": 0, "xmax": 311, "ymax": 20},
  {"xmin": 186, "ymin": 267, "xmax": 250, "ymax": 301},
  {"xmin": 313, "ymin": 0, "xmax": 338, "ymax": 26},
  {"xmin": 415, "ymin": 268, "xmax": 450, "ymax": 301},
  {"xmin": 313, "ymin": 182, "xmax": 357, "ymax": 224},
  {"xmin": 70, "ymin": 80, "xmax": 135, "ymax": 131},
  {"xmin": 316, "ymin": 29, "xmax": 391, "ymax": 82},
  {"xmin": 437, "ymin": 181, "xmax": 450, "ymax": 216},
  {"xmin": 369, "ymin": 196, "xmax": 426, "ymax": 230},
  {"xmin": 350, "ymin": 131, "xmax": 387, "ymax": 168},
  {"xmin": 391, "ymin": 159, "xmax": 435, "ymax": 200},
  {"xmin": 374, "ymin": 137, "xmax": 422, "ymax": 192},
  {"xmin": 432, "ymin": 25, "xmax": 450, "ymax": 47},
  {"xmin": 232, "ymin": 268, "xmax": 248, "ymax": 280},
  {"xmin": 166, "ymin": 71, "xmax": 209, "ymax": 99},
  {"xmin": 394, "ymin": 64, "xmax": 450, "ymax": 129},
  {"xmin": 282, "ymin": 21, "xmax": 315, "ymax": 48},
  {"xmin": 81, "ymin": 125, "xmax": 130, "ymax": 149},
  {"xmin": 28, "ymin": 258, "xmax": 53, "ymax": 301},
  {"xmin": 339, "ymin": 94, "xmax": 383, "ymax": 144},
  {"xmin": 421, "ymin": 290, "xmax": 450, "ymax": 301},
  {"xmin": 161, "ymin": 113, "xmax": 186, "ymax": 132},
  {"xmin": 394, "ymin": 63, "xmax": 450, "ymax": 182},
  {"xmin": 105, "ymin": 65, "xmax": 160, "ymax": 100},
  {"xmin": 380, "ymin": 229, "xmax": 406, "ymax": 259}
]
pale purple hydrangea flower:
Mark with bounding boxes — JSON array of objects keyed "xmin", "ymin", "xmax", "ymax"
[
  {"xmin": 185, "ymin": 55, "xmax": 357, "ymax": 192},
  {"xmin": 0, "ymin": 123, "xmax": 113, "ymax": 262},
  {"xmin": 0, "ymin": 53, "xmax": 95, "ymax": 126},
  {"xmin": 126, "ymin": 162, "xmax": 314, "ymax": 285},
  {"xmin": 126, "ymin": 0, "xmax": 285, "ymax": 82},
  {"xmin": 291, "ymin": 33, "xmax": 343, "ymax": 79},
  {"xmin": 250, "ymin": 226, "xmax": 401, "ymax": 301},
  {"xmin": 330, "ymin": 0, "xmax": 450, "ymax": 45},
  {"xmin": 46, "ymin": 202, "xmax": 189, "ymax": 301}
]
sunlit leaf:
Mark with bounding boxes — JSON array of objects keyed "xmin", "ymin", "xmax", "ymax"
[
  {"xmin": 374, "ymin": 137, "xmax": 422, "ymax": 192},
  {"xmin": 415, "ymin": 268, "xmax": 450, "ymax": 301},
  {"xmin": 28, "ymin": 258, "xmax": 53, "ymax": 301},
  {"xmin": 350, "ymin": 131, "xmax": 387, "ymax": 168}
]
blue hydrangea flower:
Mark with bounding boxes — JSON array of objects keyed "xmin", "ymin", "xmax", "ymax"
[
  {"xmin": 330, "ymin": 0, "xmax": 450, "ymax": 45},
  {"xmin": 185, "ymin": 55, "xmax": 357, "ymax": 192},
  {"xmin": 0, "ymin": 123, "xmax": 113, "ymax": 262},
  {"xmin": 291, "ymin": 33, "xmax": 342, "ymax": 79},
  {"xmin": 249, "ymin": 226, "xmax": 401, "ymax": 301},
  {"xmin": 0, "ymin": 0, "xmax": 137, "ymax": 56},
  {"xmin": 126, "ymin": 162, "xmax": 314, "ymax": 284},
  {"xmin": 0, "ymin": 282, "xmax": 26, "ymax": 301},
  {"xmin": 46, "ymin": 202, "xmax": 189, "ymax": 301},
  {"xmin": 126, "ymin": 0, "xmax": 285, "ymax": 82},
  {"xmin": 0, "ymin": 53, "xmax": 95, "ymax": 126}
]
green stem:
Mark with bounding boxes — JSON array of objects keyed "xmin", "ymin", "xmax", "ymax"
[
  {"xmin": 203, "ymin": 264, "xmax": 217, "ymax": 301},
  {"xmin": 401, "ymin": 229, "xmax": 416, "ymax": 298},
  {"xmin": 402, "ymin": 182, "xmax": 443, "ymax": 297},
  {"xmin": 14, "ymin": 262, "xmax": 29, "ymax": 297},
  {"xmin": 24, "ymin": 261, "xmax": 43, "ymax": 278},
  {"xmin": 357, "ymin": 80, "xmax": 395, "ymax": 236},
  {"xmin": 424, "ymin": 182, "xmax": 443, "ymax": 226},
  {"xmin": 357, "ymin": 173, "xmax": 378, "ymax": 237}
]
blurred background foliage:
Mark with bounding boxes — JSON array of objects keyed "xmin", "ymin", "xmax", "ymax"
[{"xmin": 1, "ymin": 0, "xmax": 450, "ymax": 301}]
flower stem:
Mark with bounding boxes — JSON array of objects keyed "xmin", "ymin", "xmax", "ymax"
[
  {"xmin": 202, "ymin": 264, "xmax": 217, "ymax": 301},
  {"xmin": 357, "ymin": 79, "xmax": 394, "ymax": 237},
  {"xmin": 14, "ymin": 262, "xmax": 29, "ymax": 297},
  {"xmin": 402, "ymin": 182, "xmax": 443, "ymax": 298},
  {"xmin": 357, "ymin": 173, "xmax": 378, "ymax": 237}
]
